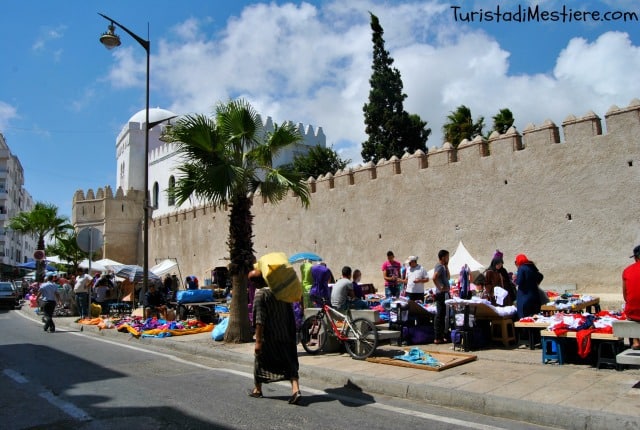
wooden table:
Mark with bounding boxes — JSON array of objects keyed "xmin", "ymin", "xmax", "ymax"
[
  {"xmin": 539, "ymin": 329, "xmax": 623, "ymax": 368},
  {"xmin": 540, "ymin": 297, "xmax": 600, "ymax": 315},
  {"xmin": 539, "ymin": 329, "xmax": 620, "ymax": 340},
  {"xmin": 514, "ymin": 321, "xmax": 549, "ymax": 350},
  {"xmin": 445, "ymin": 300, "xmax": 517, "ymax": 349}
]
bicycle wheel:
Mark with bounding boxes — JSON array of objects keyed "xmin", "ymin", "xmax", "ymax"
[
  {"xmin": 300, "ymin": 315, "xmax": 328, "ymax": 354},
  {"xmin": 344, "ymin": 318, "xmax": 378, "ymax": 360}
]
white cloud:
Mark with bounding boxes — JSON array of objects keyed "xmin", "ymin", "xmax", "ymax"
[
  {"xmin": 555, "ymin": 32, "xmax": 640, "ymax": 98},
  {"xmin": 32, "ymin": 24, "xmax": 66, "ymax": 53},
  {"xmin": 0, "ymin": 102, "xmax": 18, "ymax": 130},
  {"xmin": 104, "ymin": 0, "xmax": 640, "ymax": 158}
]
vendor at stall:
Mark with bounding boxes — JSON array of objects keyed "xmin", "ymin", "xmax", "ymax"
[{"xmin": 144, "ymin": 284, "xmax": 168, "ymax": 319}]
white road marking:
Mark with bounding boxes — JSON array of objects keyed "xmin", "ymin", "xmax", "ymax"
[
  {"xmin": 66, "ymin": 333, "xmax": 508, "ymax": 429},
  {"xmin": 3, "ymin": 368, "xmax": 28, "ymax": 383},
  {"xmin": 3, "ymin": 368, "xmax": 92, "ymax": 422},
  {"xmin": 39, "ymin": 390, "xmax": 92, "ymax": 421},
  {"xmin": 16, "ymin": 311, "xmax": 508, "ymax": 430}
]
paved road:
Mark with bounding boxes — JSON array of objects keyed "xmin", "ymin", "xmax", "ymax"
[{"xmin": 0, "ymin": 308, "xmax": 556, "ymax": 429}]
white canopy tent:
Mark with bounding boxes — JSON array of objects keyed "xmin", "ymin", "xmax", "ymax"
[
  {"xmin": 427, "ymin": 241, "xmax": 485, "ymax": 278},
  {"xmin": 46, "ymin": 255, "xmax": 70, "ymax": 265},
  {"xmin": 78, "ymin": 259, "xmax": 106, "ymax": 272},
  {"xmin": 95, "ymin": 258, "xmax": 125, "ymax": 270},
  {"xmin": 78, "ymin": 258, "xmax": 124, "ymax": 273},
  {"xmin": 150, "ymin": 259, "xmax": 179, "ymax": 278}
]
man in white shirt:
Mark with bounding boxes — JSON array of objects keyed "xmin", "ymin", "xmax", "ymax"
[
  {"xmin": 403, "ymin": 256, "xmax": 429, "ymax": 302},
  {"xmin": 74, "ymin": 268, "xmax": 93, "ymax": 319},
  {"xmin": 36, "ymin": 275, "xmax": 61, "ymax": 332}
]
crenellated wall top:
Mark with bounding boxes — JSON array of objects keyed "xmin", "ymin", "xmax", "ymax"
[
  {"xmin": 301, "ymin": 98, "xmax": 640, "ymax": 190},
  {"xmin": 73, "ymin": 186, "xmax": 142, "ymax": 203}
]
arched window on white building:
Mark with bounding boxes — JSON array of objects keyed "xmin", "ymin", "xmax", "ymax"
[
  {"xmin": 168, "ymin": 176, "xmax": 175, "ymax": 206},
  {"xmin": 153, "ymin": 182, "xmax": 159, "ymax": 209}
]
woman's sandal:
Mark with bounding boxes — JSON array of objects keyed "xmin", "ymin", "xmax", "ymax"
[
  {"xmin": 247, "ymin": 389, "xmax": 263, "ymax": 398},
  {"xmin": 288, "ymin": 391, "xmax": 302, "ymax": 405}
]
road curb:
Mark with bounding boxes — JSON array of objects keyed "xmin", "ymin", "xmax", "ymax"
[{"xmin": 18, "ymin": 306, "xmax": 638, "ymax": 430}]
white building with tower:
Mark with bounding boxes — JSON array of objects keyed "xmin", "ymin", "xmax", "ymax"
[{"xmin": 73, "ymin": 107, "xmax": 326, "ymax": 264}]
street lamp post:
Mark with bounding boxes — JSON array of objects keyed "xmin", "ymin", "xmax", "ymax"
[{"xmin": 98, "ymin": 13, "xmax": 152, "ymax": 294}]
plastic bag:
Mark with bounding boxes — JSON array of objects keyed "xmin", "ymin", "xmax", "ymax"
[
  {"xmin": 256, "ymin": 252, "xmax": 302, "ymax": 303},
  {"xmin": 212, "ymin": 317, "xmax": 228, "ymax": 341}
]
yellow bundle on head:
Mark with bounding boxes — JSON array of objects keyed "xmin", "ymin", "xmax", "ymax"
[{"xmin": 256, "ymin": 252, "xmax": 302, "ymax": 303}]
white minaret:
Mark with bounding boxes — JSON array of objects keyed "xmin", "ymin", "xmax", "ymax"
[{"xmin": 115, "ymin": 107, "xmax": 177, "ymax": 192}]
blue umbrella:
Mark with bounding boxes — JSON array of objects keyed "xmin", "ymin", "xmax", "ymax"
[
  {"xmin": 17, "ymin": 260, "xmax": 57, "ymax": 271},
  {"xmin": 111, "ymin": 265, "xmax": 161, "ymax": 283},
  {"xmin": 288, "ymin": 252, "xmax": 322, "ymax": 264}
]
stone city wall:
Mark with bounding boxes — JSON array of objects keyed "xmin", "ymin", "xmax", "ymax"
[{"xmin": 78, "ymin": 100, "xmax": 640, "ymax": 297}]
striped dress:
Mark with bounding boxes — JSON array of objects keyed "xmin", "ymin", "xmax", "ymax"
[{"xmin": 253, "ymin": 288, "xmax": 299, "ymax": 384}]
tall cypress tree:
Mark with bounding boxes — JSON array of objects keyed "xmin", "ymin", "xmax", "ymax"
[{"xmin": 361, "ymin": 12, "xmax": 430, "ymax": 163}]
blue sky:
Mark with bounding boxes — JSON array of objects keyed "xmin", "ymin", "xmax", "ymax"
[{"xmin": 2, "ymin": 0, "xmax": 639, "ymax": 219}]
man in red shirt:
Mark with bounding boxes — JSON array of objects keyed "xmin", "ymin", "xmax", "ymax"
[
  {"xmin": 381, "ymin": 251, "xmax": 402, "ymax": 299},
  {"xmin": 622, "ymin": 245, "xmax": 640, "ymax": 350}
]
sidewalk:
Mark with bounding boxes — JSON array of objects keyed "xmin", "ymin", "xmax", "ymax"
[{"xmin": 22, "ymin": 307, "xmax": 640, "ymax": 430}]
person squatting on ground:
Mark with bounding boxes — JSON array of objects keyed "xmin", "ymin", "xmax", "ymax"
[
  {"xmin": 36, "ymin": 275, "xmax": 61, "ymax": 333},
  {"xmin": 248, "ymin": 269, "xmax": 301, "ymax": 405},
  {"xmin": 622, "ymin": 245, "xmax": 640, "ymax": 350},
  {"xmin": 144, "ymin": 284, "xmax": 168, "ymax": 319},
  {"xmin": 330, "ymin": 266, "xmax": 369, "ymax": 311},
  {"xmin": 381, "ymin": 250, "xmax": 402, "ymax": 299},
  {"xmin": 432, "ymin": 249, "xmax": 450, "ymax": 344},
  {"xmin": 185, "ymin": 276, "xmax": 198, "ymax": 290}
]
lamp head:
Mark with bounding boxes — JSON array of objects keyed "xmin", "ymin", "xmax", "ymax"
[{"xmin": 100, "ymin": 23, "xmax": 121, "ymax": 50}]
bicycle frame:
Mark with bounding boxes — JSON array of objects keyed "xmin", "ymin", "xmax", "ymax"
[
  {"xmin": 319, "ymin": 303, "xmax": 356, "ymax": 342},
  {"xmin": 302, "ymin": 299, "xmax": 378, "ymax": 360}
]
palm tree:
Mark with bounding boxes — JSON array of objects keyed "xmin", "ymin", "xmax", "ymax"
[
  {"xmin": 165, "ymin": 99, "xmax": 311, "ymax": 343},
  {"xmin": 442, "ymin": 105, "xmax": 484, "ymax": 148},
  {"xmin": 491, "ymin": 108, "xmax": 515, "ymax": 135},
  {"xmin": 46, "ymin": 230, "xmax": 88, "ymax": 272},
  {"xmin": 9, "ymin": 202, "xmax": 72, "ymax": 281}
]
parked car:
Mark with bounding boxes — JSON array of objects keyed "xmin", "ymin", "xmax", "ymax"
[
  {"xmin": 0, "ymin": 281, "xmax": 20, "ymax": 309},
  {"xmin": 12, "ymin": 280, "xmax": 25, "ymax": 299}
]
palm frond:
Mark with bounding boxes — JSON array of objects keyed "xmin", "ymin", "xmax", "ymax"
[
  {"xmin": 166, "ymin": 114, "xmax": 223, "ymax": 160},
  {"xmin": 247, "ymin": 122, "xmax": 303, "ymax": 168},
  {"xmin": 216, "ymin": 99, "xmax": 262, "ymax": 158},
  {"xmin": 259, "ymin": 168, "xmax": 310, "ymax": 208}
]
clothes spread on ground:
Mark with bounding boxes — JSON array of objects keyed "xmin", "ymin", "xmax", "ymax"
[{"xmin": 393, "ymin": 347, "xmax": 442, "ymax": 367}]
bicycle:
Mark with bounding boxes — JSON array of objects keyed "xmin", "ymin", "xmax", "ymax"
[{"xmin": 299, "ymin": 299, "xmax": 378, "ymax": 360}]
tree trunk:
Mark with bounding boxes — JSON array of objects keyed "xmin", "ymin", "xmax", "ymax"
[
  {"xmin": 224, "ymin": 273, "xmax": 252, "ymax": 343},
  {"xmin": 223, "ymin": 196, "xmax": 254, "ymax": 343}
]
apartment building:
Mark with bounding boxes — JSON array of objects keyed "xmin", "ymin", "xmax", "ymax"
[{"xmin": 0, "ymin": 132, "xmax": 36, "ymax": 278}]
